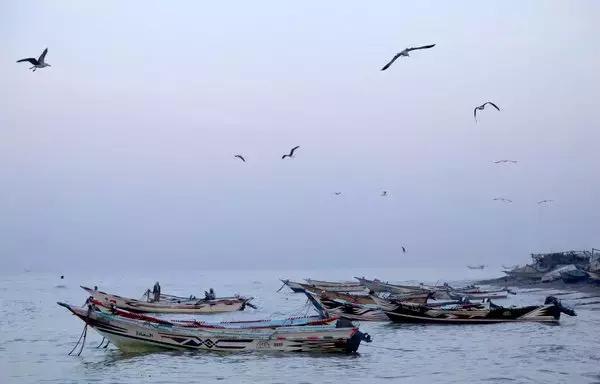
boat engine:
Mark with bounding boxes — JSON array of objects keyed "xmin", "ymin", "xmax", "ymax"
[{"xmin": 544, "ymin": 296, "xmax": 577, "ymax": 317}]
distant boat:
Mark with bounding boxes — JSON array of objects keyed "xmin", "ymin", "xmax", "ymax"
[{"xmin": 466, "ymin": 265, "xmax": 486, "ymax": 270}]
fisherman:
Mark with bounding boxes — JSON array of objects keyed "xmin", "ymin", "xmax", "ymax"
[
  {"xmin": 205, "ymin": 288, "xmax": 216, "ymax": 300},
  {"xmin": 152, "ymin": 281, "xmax": 161, "ymax": 302}
]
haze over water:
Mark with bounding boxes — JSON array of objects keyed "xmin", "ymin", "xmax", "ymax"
[{"xmin": 2, "ymin": 0, "xmax": 600, "ymax": 383}]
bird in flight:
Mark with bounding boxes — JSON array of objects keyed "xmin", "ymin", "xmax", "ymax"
[
  {"xmin": 493, "ymin": 198, "xmax": 513, "ymax": 203},
  {"xmin": 474, "ymin": 102, "xmax": 500, "ymax": 122},
  {"xmin": 234, "ymin": 155, "xmax": 246, "ymax": 162},
  {"xmin": 334, "ymin": 192, "xmax": 342, "ymax": 196},
  {"xmin": 537, "ymin": 199, "xmax": 554, "ymax": 204},
  {"xmin": 381, "ymin": 44, "xmax": 436, "ymax": 71},
  {"xmin": 282, "ymin": 146, "xmax": 300, "ymax": 159},
  {"xmin": 494, "ymin": 160, "xmax": 518, "ymax": 164},
  {"xmin": 381, "ymin": 191, "xmax": 388, "ymax": 197},
  {"xmin": 17, "ymin": 48, "xmax": 51, "ymax": 72},
  {"xmin": 402, "ymin": 246, "xmax": 406, "ymax": 253}
]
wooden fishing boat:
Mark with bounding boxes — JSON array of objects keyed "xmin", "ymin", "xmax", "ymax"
[
  {"xmin": 354, "ymin": 277, "xmax": 432, "ymax": 294},
  {"xmin": 466, "ymin": 265, "xmax": 486, "ymax": 270},
  {"xmin": 58, "ymin": 302, "xmax": 371, "ymax": 353},
  {"xmin": 304, "ymin": 279, "xmax": 363, "ymax": 288},
  {"xmin": 279, "ymin": 280, "xmax": 366, "ymax": 294},
  {"xmin": 384, "ymin": 296, "xmax": 577, "ymax": 324},
  {"xmin": 86, "ymin": 298, "xmax": 340, "ymax": 331},
  {"xmin": 81, "ymin": 286, "xmax": 253, "ymax": 314},
  {"xmin": 304, "ymin": 291, "xmax": 389, "ymax": 321}
]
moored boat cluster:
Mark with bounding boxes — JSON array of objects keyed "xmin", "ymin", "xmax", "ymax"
[{"xmin": 59, "ymin": 277, "xmax": 576, "ymax": 355}]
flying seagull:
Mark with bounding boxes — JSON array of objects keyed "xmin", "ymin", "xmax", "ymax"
[
  {"xmin": 474, "ymin": 102, "xmax": 500, "ymax": 122},
  {"xmin": 381, "ymin": 44, "xmax": 436, "ymax": 71},
  {"xmin": 334, "ymin": 192, "xmax": 342, "ymax": 196},
  {"xmin": 381, "ymin": 191, "xmax": 388, "ymax": 197},
  {"xmin": 234, "ymin": 155, "xmax": 246, "ymax": 162},
  {"xmin": 537, "ymin": 199, "xmax": 554, "ymax": 204},
  {"xmin": 17, "ymin": 48, "xmax": 50, "ymax": 72},
  {"xmin": 493, "ymin": 198, "xmax": 513, "ymax": 203},
  {"xmin": 281, "ymin": 146, "xmax": 300, "ymax": 159},
  {"xmin": 494, "ymin": 160, "xmax": 518, "ymax": 164}
]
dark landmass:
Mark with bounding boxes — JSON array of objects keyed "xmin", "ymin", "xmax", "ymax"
[{"xmin": 478, "ymin": 275, "xmax": 600, "ymax": 295}]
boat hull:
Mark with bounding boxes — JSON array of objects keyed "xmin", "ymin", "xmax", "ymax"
[
  {"xmin": 82, "ymin": 286, "xmax": 252, "ymax": 314},
  {"xmin": 385, "ymin": 302, "xmax": 567, "ymax": 324},
  {"xmin": 59, "ymin": 303, "xmax": 366, "ymax": 353}
]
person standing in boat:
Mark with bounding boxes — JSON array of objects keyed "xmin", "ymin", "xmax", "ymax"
[
  {"xmin": 152, "ymin": 281, "xmax": 161, "ymax": 302},
  {"xmin": 205, "ymin": 288, "xmax": 216, "ymax": 300}
]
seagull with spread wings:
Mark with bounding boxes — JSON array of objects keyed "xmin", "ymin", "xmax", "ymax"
[
  {"xmin": 494, "ymin": 160, "xmax": 518, "ymax": 164},
  {"xmin": 381, "ymin": 44, "xmax": 436, "ymax": 71},
  {"xmin": 474, "ymin": 102, "xmax": 500, "ymax": 122},
  {"xmin": 537, "ymin": 200, "xmax": 554, "ymax": 204},
  {"xmin": 282, "ymin": 146, "xmax": 300, "ymax": 159},
  {"xmin": 234, "ymin": 155, "xmax": 246, "ymax": 162},
  {"xmin": 17, "ymin": 48, "xmax": 51, "ymax": 72},
  {"xmin": 493, "ymin": 198, "xmax": 513, "ymax": 203}
]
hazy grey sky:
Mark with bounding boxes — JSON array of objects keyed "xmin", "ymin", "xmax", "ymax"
[{"xmin": 1, "ymin": 0, "xmax": 598, "ymax": 271}]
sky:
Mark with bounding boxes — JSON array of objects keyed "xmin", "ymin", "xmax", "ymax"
[{"xmin": 0, "ymin": 0, "xmax": 598, "ymax": 272}]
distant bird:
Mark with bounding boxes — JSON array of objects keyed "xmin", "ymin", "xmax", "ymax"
[
  {"xmin": 402, "ymin": 246, "xmax": 406, "ymax": 253},
  {"xmin": 381, "ymin": 44, "xmax": 436, "ymax": 71},
  {"xmin": 60, "ymin": 275, "xmax": 64, "ymax": 279},
  {"xmin": 334, "ymin": 192, "xmax": 342, "ymax": 196},
  {"xmin": 474, "ymin": 102, "xmax": 500, "ymax": 122},
  {"xmin": 234, "ymin": 155, "xmax": 246, "ymax": 162},
  {"xmin": 493, "ymin": 198, "xmax": 512, "ymax": 203},
  {"xmin": 537, "ymin": 199, "xmax": 554, "ymax": 204},
  {"xmin": 17, "ymin": 48, "xmax": 51, "ymax": 72},
  {"xmin": 282, "ymin": 146, "xmax": 300, "ymax": 159},
  {"xmin": 381, "ymin": 191, "xmax": 388, "ymax": 197},
  {"xmin": 494, "ymin": 160, "xmax": 518, "ymax": 164}
]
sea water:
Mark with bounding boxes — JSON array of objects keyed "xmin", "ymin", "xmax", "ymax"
[{"xmin": 1, "ymin": 267, "xmax": 599, "ymax": 384}]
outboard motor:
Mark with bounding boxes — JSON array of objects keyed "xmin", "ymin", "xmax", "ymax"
[
  {"xmin": 544, "ymin": 295, "xmax": 577, "ymax": 317},
  {"xmin": 345, "ymin": 330, "xmax": 373, "ymax": 353}
]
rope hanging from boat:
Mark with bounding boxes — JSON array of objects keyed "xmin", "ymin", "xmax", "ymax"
[
  {"xmin": 95, "ymin": 337, "xmax": 105, "ymax": 348},
  {"xmin": 68, "ymin": 304, "xmax": 92, "ymax": 356}
]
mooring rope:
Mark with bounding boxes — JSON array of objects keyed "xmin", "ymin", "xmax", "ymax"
[
  {"xmin": 361, "ymin": 344, "xmax": 413, "ymax": 352},
  {"xmin": 95, "ymin": 337, "xmax": 106, "ymax": 348},
  {"xmin": 68, "ymin": 305, "xmax": 92, "ymax": 356}
]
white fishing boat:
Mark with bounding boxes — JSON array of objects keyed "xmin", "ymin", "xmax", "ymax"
[
  {"xmin": 279, "ymin": 280, "xmax": 366, "ymax": 293},
  {"xmin": 304, "ymin": 279, "xmax": 363, "ymax": 288},
  {"xmin": 354, "ymin": 277, "xmax": 431, "ymax": 295},
  {"xmin": 58, "ymin": 302, "xmax": 371, "ymax": 353},
  {"xmin": 81, "ymin": 286, "xmax": 253, "ymax": 314}
]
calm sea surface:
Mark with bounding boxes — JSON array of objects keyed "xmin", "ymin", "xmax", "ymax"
[{"xmin": 1, "ymin": 267, "xmax": 600, "ymax": 384}]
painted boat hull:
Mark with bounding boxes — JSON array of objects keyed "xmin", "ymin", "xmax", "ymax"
[
  {"xmin": 59, "ymin": 303, "xmax": 367, "ymax": 353},
  {"xmin": 82, "ymin": 286, "xmax": 252, "ymax": 314},
  {"xmin": 385, "ymin": 298, "xmax": 575, "ymax": 324}
]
